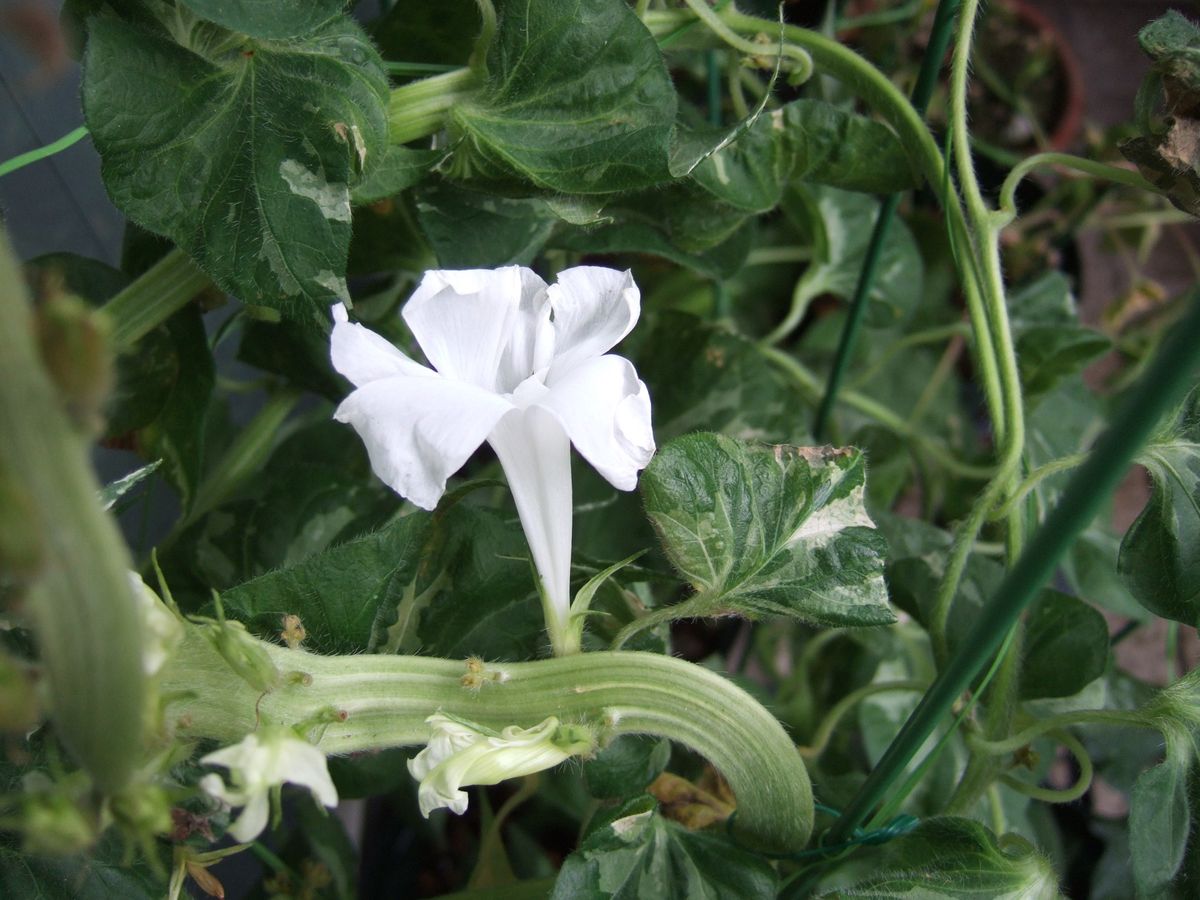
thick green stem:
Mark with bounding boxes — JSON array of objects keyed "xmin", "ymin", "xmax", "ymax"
[
  {"xmin": 388, "ymin": 69, "xmax": 480, "ymax": 145},
  {"xmin": 161, "ymin": 628, "xmax": 812, "ymax": 853},
  {"xmin": 0, "ymin": 234, "xmax": 145, "ymax": 792},
  {"xmin": 101, "ymin": 249, "xmax": 211, "ymax": 351},
  {"xmin": 183, "ymin": 389, "xmax": 300, "ymax": 529}
]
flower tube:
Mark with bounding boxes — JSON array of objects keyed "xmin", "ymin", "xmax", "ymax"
[{"xmin": 330, "ymin": 266, "xmax": 655, "ymax": 654}]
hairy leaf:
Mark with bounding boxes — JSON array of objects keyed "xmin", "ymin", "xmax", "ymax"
[
  {"xmin": 776, "ymin": 99, "xmax": 919, "ymax": 194},
  {"xmin": 352, "ymin": 147, "xmax": 443, "ymax": 204},
  {"xmin": 642, "ymin": 433, "xmax": 894, "ymax": 626},
  {"xmin": 1018, "ymin": 589, "xmax": 1109, "ymax": 700},
  {"xmin": 584, "ymin": 736, "xmax": 671, "ymax": 800},
  {"xmin": 1130, "ymin": 757, "xmax": 1192, "ymax": 897},
  {"xmin": 415, "ymin": 182, "xmax": 558, "ymax": 267},
  {"xmin": 222, "ymin": 511, "xmax": 431, "ymax": 655},
  {"xmin": 449, "ymin": 0, "xmax": 675, "ymax": 193},
  {"xmin": 0, "ymin": 832, "xmax": 163, "ymax": 899},
  {"xmin": 551, "ymin": 797, "xmax": 776, "ymax": 900},
  {"xmin": 783, "ymin": 185, "xmax": 923, "ymax": 328},
  {"xmin": 1120, "ymin": 384, "xmax": 1200, "ymax": 625},
  {"xmin": 83, "ymin": 13, "xmax": 389, "ymax": 323},
  {"xmin": 632, "ymin": 313, "xmax": 799, "ymax": 442},
  {"xmin": 177, "ymin": 0, "xmax": 344, "ymax": 39},
  {"xmin": 816, "ymin": 817, "xmax": 1058, "ymax": 899},
  {"xmin": 1009, "ymin": 273, "xmax": 1109, "ymax": 405}
]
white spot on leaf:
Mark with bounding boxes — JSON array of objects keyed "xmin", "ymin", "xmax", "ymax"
[{"xmin": 279, "ymin": 159, "xmax": 352, "ymax": 223}]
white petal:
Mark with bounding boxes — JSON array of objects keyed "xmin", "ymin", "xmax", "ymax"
[
  {"xmin": 547, "ymin": 267, "xmax": 639, "ymax": 379},
  {"xmin": 402, "ymin": 267, "xmax": 550, "ymax": 392},
  {"xmin": 227, "ymin": 791, "xmax": 271, "ymax": 843},
  {"xmin": 335, "ymin": 374, "xmax": 514, "ymax": 510},
  {"xmin": 283, "ymin": 741, "xmax": 339, "ymax": 809},
  {"xmin": 487, "ymin": 406, "xmax": 573, "ymax": 621},
  {"xmin": 330, "ymin": 303, "xmax": 431, "ymax": 386},
  {"xmin": 539, "ymin": 355, "xmax": 655, "ymax": 491},
  {"xmin": 199, "ymin": 773, "xmax": 242, "ymax": 808}
]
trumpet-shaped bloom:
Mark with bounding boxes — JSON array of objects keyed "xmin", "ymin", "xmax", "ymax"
[
  {"xmin": 408, "ymin": 714, "xmax": 592, "ymax": 817},
  {"xmin": 199, "ymin": 729, "xmax": 337, "ymax": 842},
  {"xmin": 330, "ymin": 267, "xmax": 654, "ymax": 650}
]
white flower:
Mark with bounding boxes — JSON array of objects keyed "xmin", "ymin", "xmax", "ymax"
[
  {"xmin": 199, "ymin": 729, "xmax": 338, "ymax": 842},
  {"xmin": 408, "ymin": 713, "xmax": 592, "ymax": 817},
  {"xmin": 127, "ymin": 572, "xmax": 182, "ymax": 676},
  {"xmin": 329, "ymin": 267, "xmax": 655, "ymax": 652}
]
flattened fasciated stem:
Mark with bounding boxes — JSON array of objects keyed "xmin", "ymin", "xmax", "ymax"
[{"xmin": 160, "ymin": 626, "xmax": 813, "ymax": 853}]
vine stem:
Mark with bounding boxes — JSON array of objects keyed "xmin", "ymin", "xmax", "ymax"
[
  {"xmin": 387, "ymin": 68, "xmax": 480, "ymax": 145},
  {"xmin": 989, "ymin": 452, "xmax": 1088, "ymax": 520},
  {"xmin": 824, "ymin": 271, "xmax": 1200, "ymax": 844},
  {"xmin": 762, "ymin": 346, "xmax": 994, "ymax": 480},
  {"xmin": 997, "ymin": 153, "xmax": 1160, "ymax": 223},
  {"xmin": 811, "ymin": 0, "xmax": 962, "ymax": 440},
  {"xmin": 101, "ymin": 249, "xmax": 212, "ymax": 351},
  {"xmin": 797, "ymin": 680, "xmax": 927, "ymax": 759},
  {"xmin": 160, "ymin": 626, "xmax": 813, "ymax": 853}
]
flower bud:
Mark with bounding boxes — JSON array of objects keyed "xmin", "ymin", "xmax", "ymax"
[{"xmin": 408, "ymin": 713, "xmax": 594, "ymax": 817}]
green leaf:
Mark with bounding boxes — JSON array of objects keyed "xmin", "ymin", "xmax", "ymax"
[
  {"xmin": 776, "ymin": 99, "xmax": 920, "ymax": 194},
  {"xmin": 1130, "ymin": 758, "xmax": 1192, "ymax": 898},
  {"xmin": 136, "ymin": 308, "xmax": 214, "ymax": 511},
  {"xmin": 583, "ymin": 736, "xmax": 671, "ymax": 800},
  {"xmin": 551, "ymin": 797, "xmax": 777, "ymax": 899},
  {"xmin": 0, "ymin": 832, "xmax": 163, "ymax": 899},
  {"xmin": 83, "ymin": 13, "xmax": 389, "ymax": 322},
  {"xmin": 372, "ymin": 0, "xmax": 480, "ymax": 68},
  {"xmin": 631, "ymin": 313, "xmax": 799, "ymax": 442},
  {"xmin": 690, "ymin": 115, "xmax": 785, "ymax": 213},
  {"xmin": 816, "ymin": 817, "xmax": 1058, "ymax": 899},
  {"xmin": 352, "ymin": 146, "xmax": 443, "ymax": 204},
  {"xmin": 177, "ymin": 0, "xmax": 344, "ymax": 39},
  {"xmin": 415, "ymin": 182, "xmax": 558, "ymax": 267},
  {"xmin": 642, "ymin": 433, "xmax": 894, "ymax": 627},
  {"xmin": 784, "ymin": 185, "xmax": 924, "ymax": 328},
  {"xmin": 1018, "ymin": 589, "xmax": 1109, "ymax": 700},
  {"xmin": 98, "ymin": 459, "xmax": 162, "ymax": 512},
  {"xmin": 238, "ymin": 318, "xmax": 347, "ymax": 401},
  {"xmin": 222, "ymin": 510, "xmax": 430, "ymax": 655},
  {"xmin": 415, "ymin": 503, "xmax": 544, "ymax": 660},
  {"xmin": 550, "ymin": 215, "xmax": 753, "ymax": 280},
  {"xmin": 1120, "ymin": 385, "xmax": 1200, "ymax": 625},
  {"xmin": 1008, "ymin": 274, "xmax": 1109, "ymax": 405},
  {"xmin": 449, "ymin": 0, "xmax": 675, "ymax": 193}
]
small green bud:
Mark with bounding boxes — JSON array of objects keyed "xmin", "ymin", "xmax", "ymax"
[
  {"xmin": 19, "ymin": 771, "xmax": 96, "ymax": 856},
  {"xmin": 109, "ymin": 781, "xmax": 173, "ymax": 838},
  {"xmin": 196, "ymin": 593, "xmax": 280, "ymax": 693},
  {"xmin": 33, "ymin": 292, "xmax": 114, "ymax": 436}
]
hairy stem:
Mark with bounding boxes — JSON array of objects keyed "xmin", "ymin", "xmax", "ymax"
[{"xmin": 161, "ymin": 626, "xmax": 813, "ymax": 853}]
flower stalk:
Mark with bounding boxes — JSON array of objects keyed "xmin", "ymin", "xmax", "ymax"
[{"xmin": 158, "ymin": 621, "xmax": 813, "ymax": 853}]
